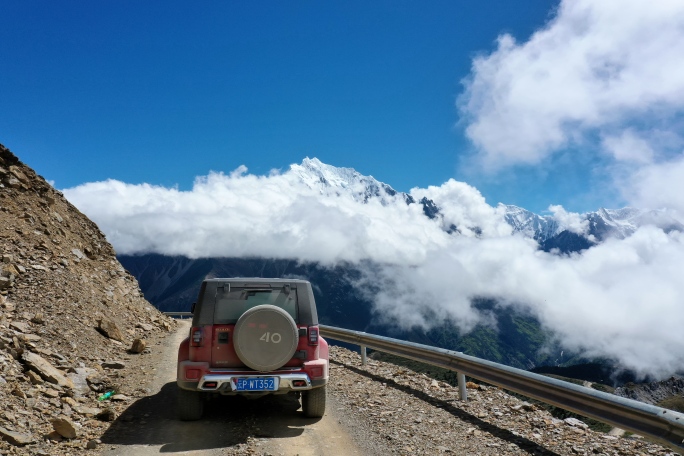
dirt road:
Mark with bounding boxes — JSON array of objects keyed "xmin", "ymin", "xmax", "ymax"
[{"xmin": 97, "ymin": 320, "xmax": 378, "ymax": 455}]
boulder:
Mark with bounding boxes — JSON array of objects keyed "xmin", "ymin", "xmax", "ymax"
[
  {"xmin": 97, "ymin": 317, "xmax": 124, "ymax": 342},
  {"xmin": 51, "ymin": 417, "xmax": 77, "ymax": 439},
  {"xmin": 21, "ymin": 351, "xmax": 75, "ymax": 389},
  {"xmin": 9, "ymin": 321, "xmax": 29, "ymax": 333},
  {"xmin": 26, "ymin": 370, "xmax": 43, "ymax": 385},
  {"xmin": 8, "ymin": 165, "xmax": 29, "ymax": 184},
  {"xmin": 136, "ymin": 322, "xmax": 154, "ymax": 332},
  {"xmin": 129, "ymin": 338, "xmax": 146, "ymax": 354},
  {"xmin": 67, "ymin": 367, "xmax": 98, "ymax": 396},
  {"xmin": 0, "ymin": 426, "xmax": 34, "ymax": 446}
]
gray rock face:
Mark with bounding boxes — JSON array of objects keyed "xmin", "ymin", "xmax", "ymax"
[
  {"xmin": 614, "ymin": 376, "xmax": 684, "ymax": 404},
  {"xmin": 9, "ymin": 321, "xmax": 29, "ymax": 333},
  {"xmin": 67, "ymin": 367, "xmax": 99, "ymax": 396}
]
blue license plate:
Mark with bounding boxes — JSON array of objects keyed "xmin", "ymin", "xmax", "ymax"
[{"xmin": 234, "ymin": 377, "xmax": 278, "ymax": 391}]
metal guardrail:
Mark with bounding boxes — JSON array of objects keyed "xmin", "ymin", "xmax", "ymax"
[{"xmin": 320, "ymin": 325, "xmax": 684, "ymax": 452}]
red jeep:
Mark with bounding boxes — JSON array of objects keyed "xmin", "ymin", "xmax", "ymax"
[{"xmin": 176, "ymin": 278, "xmax": 329, "ymax": 420}]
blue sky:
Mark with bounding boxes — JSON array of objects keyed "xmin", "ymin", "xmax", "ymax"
[
  {"xmin": 0, "ymin": 0, "xmax": 593, "ymax": 213},
  {"xmin": 3, "ymin": 1, "xmax": 684, "ymax": 216}
]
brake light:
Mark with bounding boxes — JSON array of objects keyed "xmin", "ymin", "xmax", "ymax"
[
  {"xmin": 308, "ymin": 327, "xmax": 319, "ymax": 346},
  {"xmin": 191, "ymin": 327, "xmax": 203, "ymax": 347}
]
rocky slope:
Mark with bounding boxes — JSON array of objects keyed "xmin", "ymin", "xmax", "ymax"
[
  {"xmin": 615, "ymin": 376, "xmax": 684, "ymax": 411},
  {"xmin": 0, "ymin": 144, "xmax": 176, "ymax": 454}
]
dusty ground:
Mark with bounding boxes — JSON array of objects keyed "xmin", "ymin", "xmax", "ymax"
[{"xmin": 96, "ymin": 320, "xmax": 389, "ymax": 456}]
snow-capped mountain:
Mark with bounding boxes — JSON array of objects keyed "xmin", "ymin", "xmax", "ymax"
[
  {"xmin": 505, "ymin": 204, "xmax": 684, "ymax": 245},
  {"xmin": 290, "ymin": 157, "xmax": 414, "ymax": 205},
  {"xmin": 502, "ymin": 205, "xmax": 560, "ymax": 242},
  {"xmin": 585, "ymin": 207, "xmax": 684, "ymax": 240},
  {"xmin": 287, "ymin": 158, "xmax": 683, "ymax": 252}
]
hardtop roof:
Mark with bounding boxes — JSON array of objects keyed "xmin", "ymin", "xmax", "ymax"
[{"xmin": 202, "ymin": 277, "xmax": 310, "ymax": 284}]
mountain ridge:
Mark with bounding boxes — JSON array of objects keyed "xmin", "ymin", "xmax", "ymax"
[{"xmin": 288, "ymin": 157, "xmax": 683, "ymax": 250}]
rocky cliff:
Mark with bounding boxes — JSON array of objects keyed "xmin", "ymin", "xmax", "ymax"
[{"xmin": 0, "ymin": 144, "xmax": 176, "ymax": 453}]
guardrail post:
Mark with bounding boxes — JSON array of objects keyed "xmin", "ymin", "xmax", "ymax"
[
  {"xmin": 458, "ymin": 372, "xmax": 467, "ymax": 401},
  {"xmin": 360, "ymin": 345, "xmax": 367, "ymax": 365}
]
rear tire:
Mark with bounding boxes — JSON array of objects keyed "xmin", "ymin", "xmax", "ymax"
[
  {"xmin": 302, "ymin": 385, "xmax": 326, "ymax": 418},
  {"xmin": 177, "ymin": 388, "xmax": 204, "ymax": 421}
]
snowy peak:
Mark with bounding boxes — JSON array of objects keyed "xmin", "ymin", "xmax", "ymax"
[
  {"xmin": 289, "ymin": 157, "xmax": 410, "ymax": 205},
  {"xmin": 588, "ymin": 207, "xmax": 684, "ymax": 240},
  {"xmin": 588, "ymin": 207, "xmax": 644, "ymax": 240},
  {"xmin": 505, "ymin": 204, "xmax": 683, "ymax": 245},
  {"xmin": 291, "ymin": 157, "xmax": 366, "ymax": 191},
  {"xmin": 502, "ymin": 205, "xmax": 560, "ymax": 242}
]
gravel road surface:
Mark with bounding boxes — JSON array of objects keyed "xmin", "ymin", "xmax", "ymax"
[{"xmin": 97, "ymin": 320, "xmax": 387, "ymax": 456}]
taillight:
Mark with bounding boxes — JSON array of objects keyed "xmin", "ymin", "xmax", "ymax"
[
  {"xmin": 191, "ymin": 327, "xmax": 203, "ymax": 347},
  {"xmin": 308, "ymin": 326, "xmax": 319, "ymax": 346}
]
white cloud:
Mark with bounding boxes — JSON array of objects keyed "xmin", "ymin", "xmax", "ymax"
[
  {"xmin": 448, "ymin": 0, "xmax": 684, "ymax": 376},
  {"xmin": 548, "ymin": 205, "xmax": 589, "ymax": 236},
  {"xmin": 366, "ymin": 225, "xmax": 684, "ymax": 378},
  {"xmin": 409, "ymin": 179, "xmax": 512, "ymax": 237},
  {"xmin": 64, "ymin": 163, "xmax": 684, "ymax": 377},
  {"xmin": 459, "ymin": 0, "xmax": 684, "ymax": 169},
  {"xmin": 626, "ymin": 154, "xmax": 684, "ymax": 217},
  {"xmin": 601, "ymin": 130, "xmax": 655, "ymax": 164},
  {"xmin": 63, "ymin": 167, "xmax": 450, "ymax": 265}
]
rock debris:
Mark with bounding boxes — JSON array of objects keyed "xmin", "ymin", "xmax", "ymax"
[{"xmin": 0, "ymin": 144, "xmax": 176, "ymax": 454}]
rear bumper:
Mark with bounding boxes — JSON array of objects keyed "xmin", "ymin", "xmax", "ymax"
[{"xmin": 177, "ymin": 360, "xmax": 328, "ymax": 394}]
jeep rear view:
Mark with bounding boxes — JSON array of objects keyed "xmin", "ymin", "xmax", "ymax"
[{"xmin": 176, "ymin": 278, "xmax": 329, "ymax": 420}]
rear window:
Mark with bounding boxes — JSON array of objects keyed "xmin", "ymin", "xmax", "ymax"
[{"xmin": 213, "ymin": 288, "xmax": 297, "ymax": 324}]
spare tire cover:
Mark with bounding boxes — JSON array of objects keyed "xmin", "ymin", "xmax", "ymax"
[{"xmin": 233, "ymin": 304, "xmax": 299, "ymax": 372}]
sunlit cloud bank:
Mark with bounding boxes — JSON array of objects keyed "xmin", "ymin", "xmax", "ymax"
[
  {"xmin": 64, "ymin": 165, "xmax": 450, "ymax": 264},
  {"xmin": 459, "ymin": 0, "xmax": 684, "ymax": 216},
  {"xmin": 64, "ymin": 163, "xmax": 684, "ymax": 377},
  {"xmin": 366, "ymin": 227, "xmax": 684, "ymax": 378}
]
